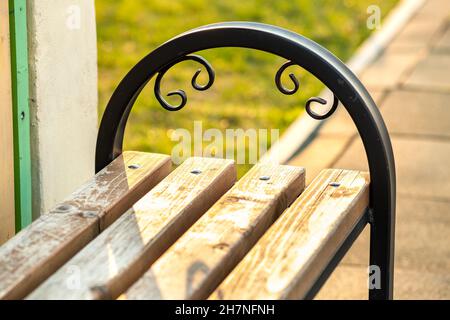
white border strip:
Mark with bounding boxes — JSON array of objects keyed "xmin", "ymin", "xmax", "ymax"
[{"xmin": 262, "ymin": 0, "xmax": 425, "ymax": 164}]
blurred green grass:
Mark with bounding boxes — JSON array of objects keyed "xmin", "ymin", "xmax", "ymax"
[{"xmin": 95, "ymin": 0, "xmax": 397, "ymax": 175}]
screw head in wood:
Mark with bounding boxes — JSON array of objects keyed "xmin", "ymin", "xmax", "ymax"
[
  {"xmin": 190, "ymin": 169, "xmax": 202, "ymax": 175},
  {"xmin": 57, "ymin": 205, "xmax": 71, "ymax": 211},
  {"xmin": 329, "ymin": 182, "xmax": 341, "ymax": 187},
  {"xmin": 259, "ymin": 175, "xmax": 271, "ymax": 181},
  {"xmin": 128, "ymin": 164, "xmax": 141, "ymax": 169},
  {"xmin": 82, "ymin": 211, "xmax": 97, "ymax": 218}
]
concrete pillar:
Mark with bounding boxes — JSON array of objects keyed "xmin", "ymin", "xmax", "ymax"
[{"xmin": 27, "ymin": 0, "xmax": 98, "ymax": 217}]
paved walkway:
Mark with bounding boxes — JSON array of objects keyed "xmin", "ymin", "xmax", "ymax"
[{"xmin": 289, "ymin": 0, "xmax": 450, "ymax": 299}]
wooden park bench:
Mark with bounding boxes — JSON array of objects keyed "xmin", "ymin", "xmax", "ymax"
[{"xmin": 0, "ymin": 22, "xmax": 396, "ymax": 300}]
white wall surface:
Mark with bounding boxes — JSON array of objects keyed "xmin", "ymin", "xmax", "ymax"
[{"xmin": 27, "ymin": 0, "xmax": 98, "ymax": 218}]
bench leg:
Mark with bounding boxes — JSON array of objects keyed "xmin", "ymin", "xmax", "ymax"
[{"xmin": 368, "ymin": 208, "xmax": 395, "ymax": 300}]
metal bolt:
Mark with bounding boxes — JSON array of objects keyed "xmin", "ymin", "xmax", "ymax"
[
  {"xmin": 20, "ymin": 111, "xmax": 25, "ymax": 120},
  {"xmin": 329, "ymin": 182, "xmax": 341, "ymax": 187},
  {"xmin": 128, "ymin": 164, "xmax": 141, "ymax": 169},
  {"xmin": 368, "ymin": 208, "xmax": 375, "ymax": 224},
  {"xmin": 190, "ymin": 169, "xmax": 202, "ymax": 175},
  {"xmin": 259, "ymin": 175, "xmax": 271, "ymax": 181}
]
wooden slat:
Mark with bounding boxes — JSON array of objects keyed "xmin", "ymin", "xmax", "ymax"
[
  {"xmin": 0, "ymin": 151, "xmax": 171, "ymax": 300},
  {"xmin": 27, "ymin": 157, "xmax": 236, "ymax": 300},
  {"xmin": 122, "ymin": 163, "xmax": 305, "ymax": 300},
  {"xmin": 0, "ymin": 0, "xmax": 15, "ymax": 244},
  {"xmin": 209, "ymin": 169, "xmax": 369, "ymax": 300}
]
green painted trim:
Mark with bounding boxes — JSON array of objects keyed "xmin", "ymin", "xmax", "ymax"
[{"xmin": 9, "ymin": 0, "xmax": 32, "ymax": 230}]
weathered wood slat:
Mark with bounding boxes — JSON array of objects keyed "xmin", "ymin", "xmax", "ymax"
[
  {"xmin": 122, "ymin": 163, "xmax": 305, "ymax": 300},
  {"xmin": 0, "ymin": 151, "xmax": 171, "ymax": 300},
  {"xmin": 209, "ymin": 169, "xmax": 369, "ymax": 300},
  {"xmin": 0, "ymin": 0, "xmax": 15, "ymax": 244},
  {"xmin": 27, "ymin": 157, "xmax": 236, "ymax": 300}
]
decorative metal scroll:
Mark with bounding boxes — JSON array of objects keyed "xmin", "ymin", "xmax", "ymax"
[
  {"xmin": 275, "ymin": 60, "xmax": 339, "ymax": 120},
  {"xmin": 154, "ymin": 56, "xmax": 338, "ymax": 119},
  {"xmin": 154, "ymin": 55, "xmax": 215, "ymax": 111}
]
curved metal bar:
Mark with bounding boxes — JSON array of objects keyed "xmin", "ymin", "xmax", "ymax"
[
  {"xmin": 95, "ymin": 22, "xmax": 395, "ymax": 300},
  {"xmin": 154, "ymin": 54, "xmax": 215, "ymax": 111}
]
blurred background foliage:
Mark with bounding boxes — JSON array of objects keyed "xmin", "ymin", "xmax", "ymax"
[{"xmin": 95, "ymin": 0, "xmax": 397, "ymax": 176}]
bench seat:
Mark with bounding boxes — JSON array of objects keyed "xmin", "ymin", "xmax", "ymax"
[{"xmin": 0, "ymin": 152, "xmax": 370, "ymax": 300}]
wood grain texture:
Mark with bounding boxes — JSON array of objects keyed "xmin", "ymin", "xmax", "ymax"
[
  {"xmin": 0, "ymin": 0, "xmax": 15, "ymax": 244},
  {"xmin": 0, "ymin": 151, "xmax": 171, "ymax": 300},
  {"xmin": 27, "ymin": 157, "xmax": 236, "ymax": 300},
  {"xmin": 122, "ymin": 163, "xmax": 305, "ymax": 300},
  {"xmin": 210, "ymin": 169, "xmax": 369, "ymax": 300}
]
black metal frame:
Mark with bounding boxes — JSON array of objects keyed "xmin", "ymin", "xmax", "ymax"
[{"xmin": 95, "ymin": 22, "xmax": 396, "ymax": 300}]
